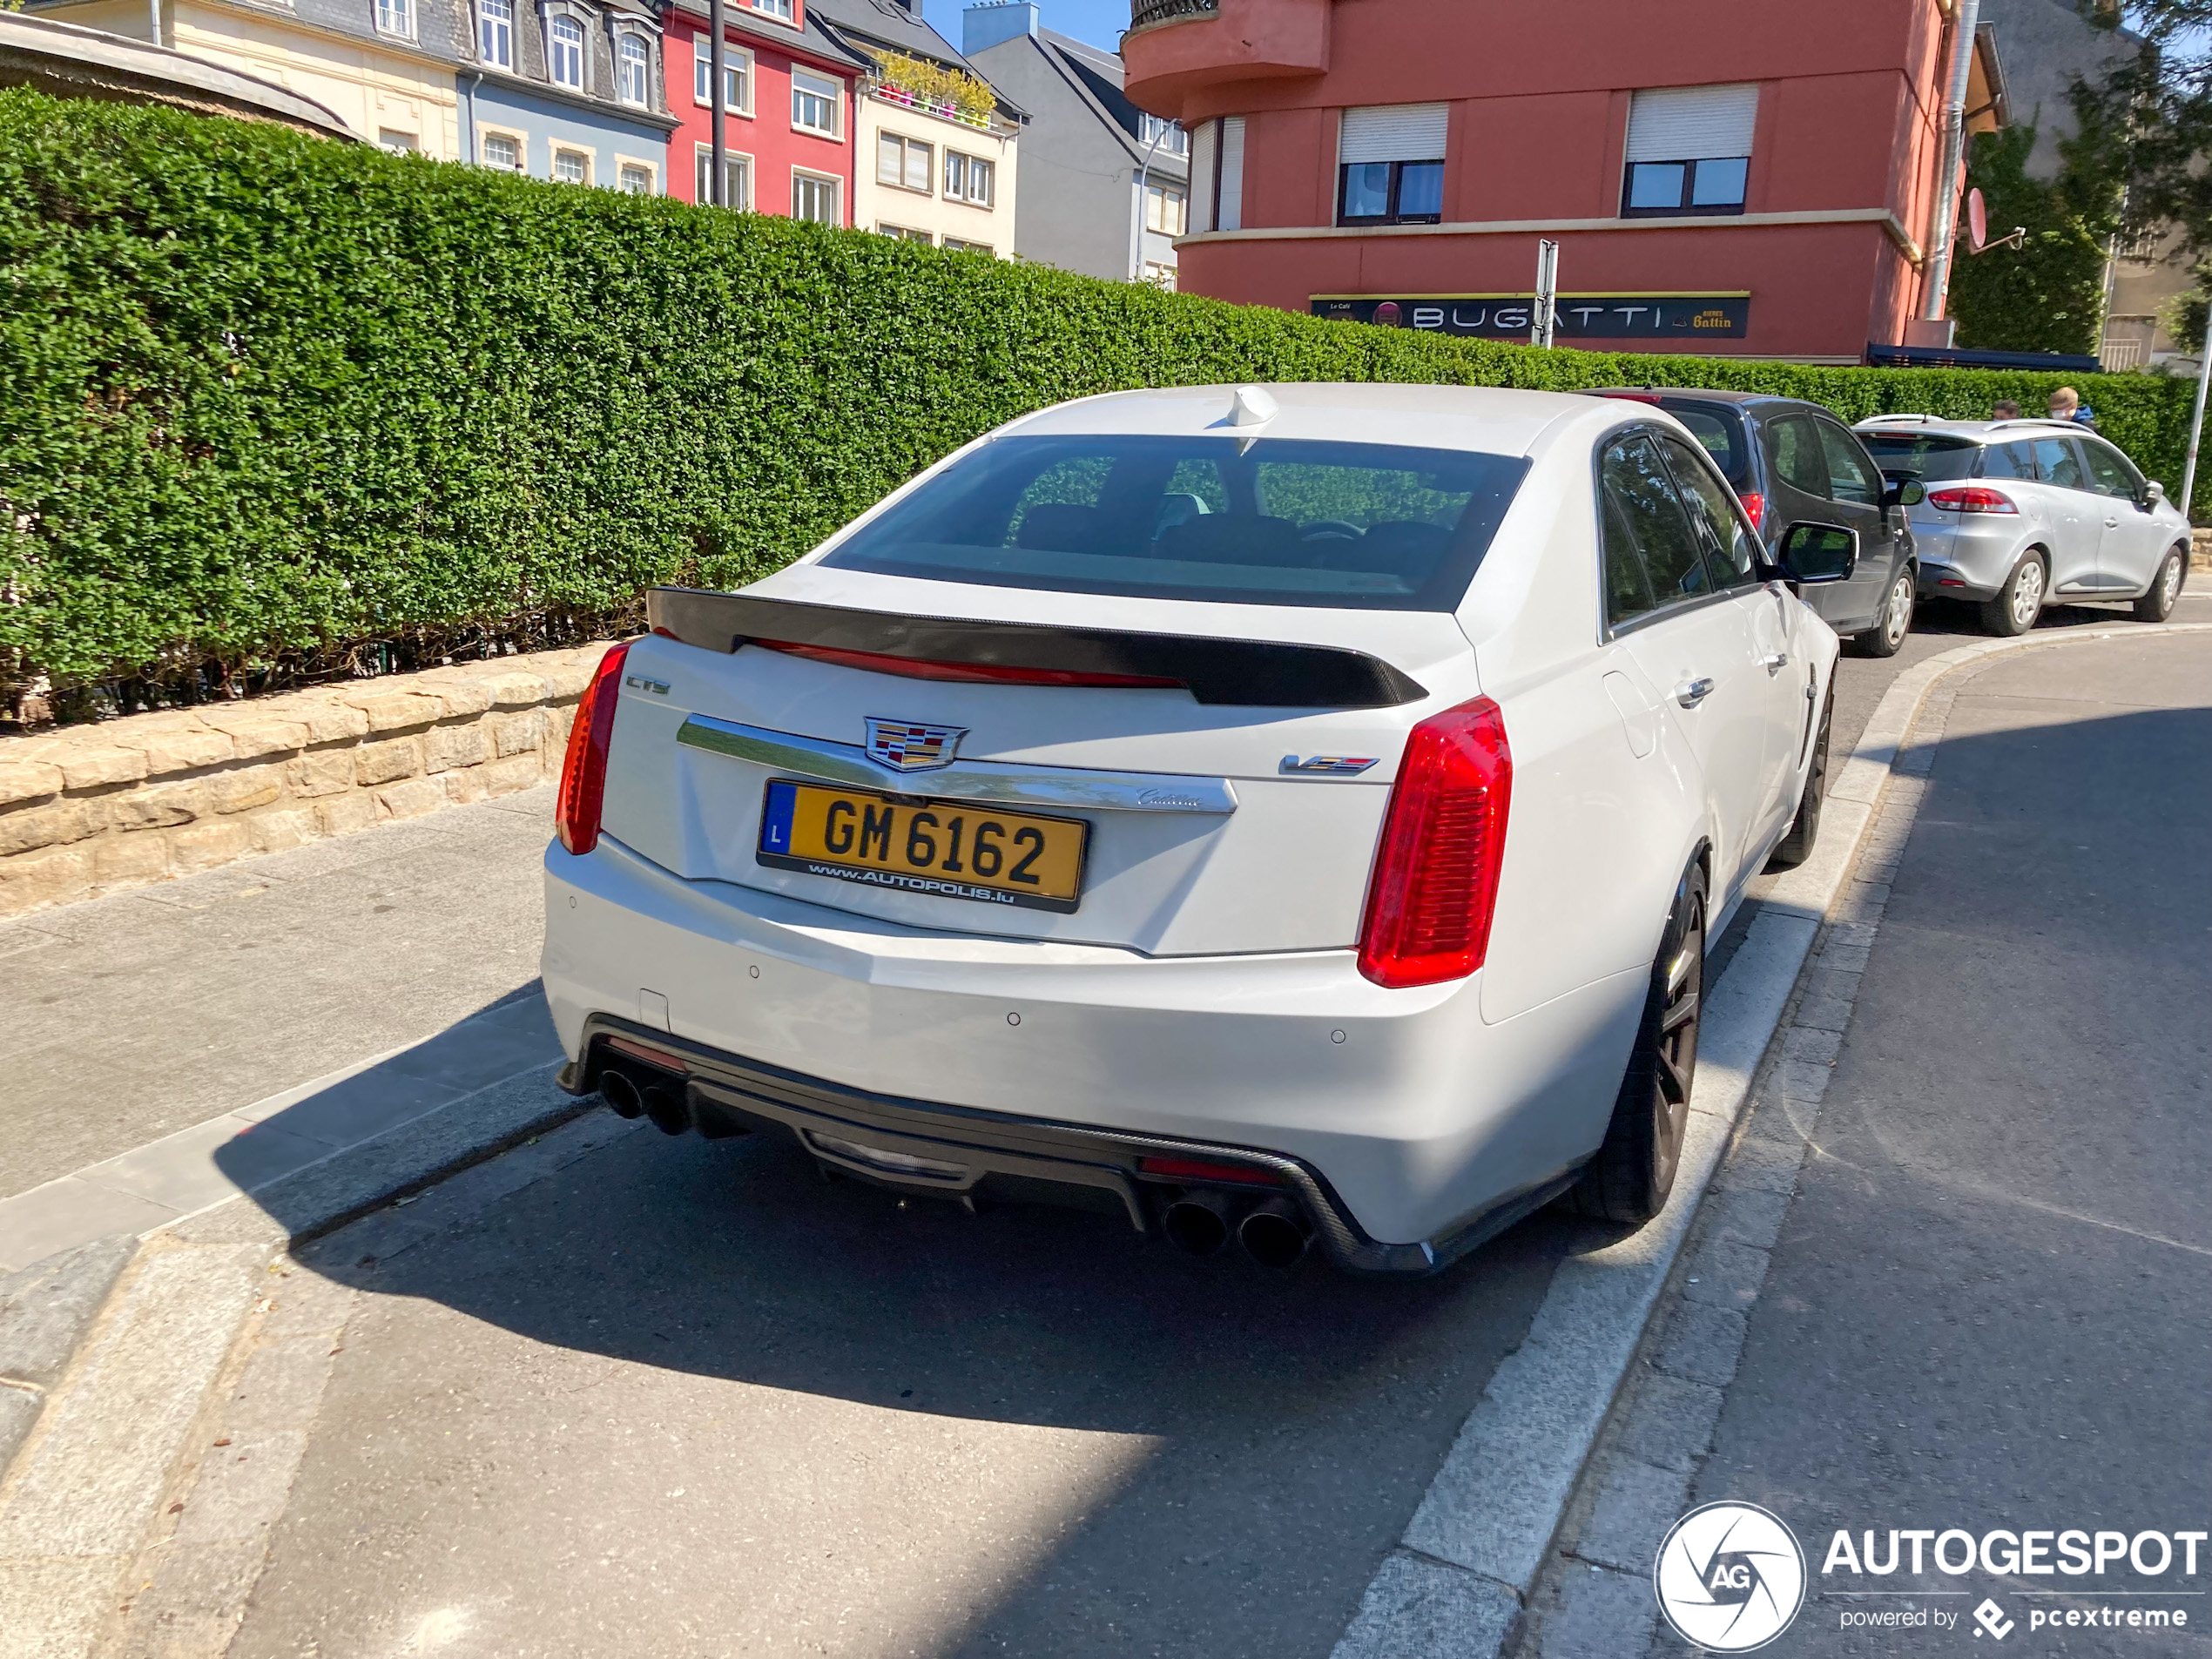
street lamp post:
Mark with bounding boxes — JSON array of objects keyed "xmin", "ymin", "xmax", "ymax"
[
  {"xmin": 2180, "ymin": 341, "xmax": 2212, "ymax": 529},
  {"xmin": 1131, "ymin": 128, "xmax": 1168, "ymax": 282},
  {"xmin": 708, "ymin": 0, "xmax": 726, "ymax": 206}
]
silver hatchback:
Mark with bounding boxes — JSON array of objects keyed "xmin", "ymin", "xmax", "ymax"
[{"xmin": 1854, "ymin": 416, "xmax": 2191, "ymax": 635}]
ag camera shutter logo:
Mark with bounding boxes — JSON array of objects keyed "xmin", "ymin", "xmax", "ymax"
[{"xmin": 1655, "ymin": 1501, "xmax": 1808, "ymax": 1651}]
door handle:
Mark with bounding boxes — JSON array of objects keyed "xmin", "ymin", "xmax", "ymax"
[
  {"xmin": 2104, "ymin": 517, "xmax": 2121, "ymax": 528},
  {"xmin": 1675, "ymin": 677, "xmax": 1716, "ymax": 708},
  {"xmin": 1760, "ymin": 651, "xmax": 1789, "ymax": 675}
]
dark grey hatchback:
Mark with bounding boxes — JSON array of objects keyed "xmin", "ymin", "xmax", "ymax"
[{"xmin": 1592, "ymin": 389, "xmax": 1921, "ymax": 657}]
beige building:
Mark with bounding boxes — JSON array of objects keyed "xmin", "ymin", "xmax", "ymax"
[
  {"xmin": 855, "ymin": 75, "xmax": 1017, "ymax": 253},
  {"xmin": 37, "ymin": 0, "xmax": 461, "ymax": 158}
]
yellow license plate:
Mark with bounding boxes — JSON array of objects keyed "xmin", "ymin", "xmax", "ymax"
[{"xmin": 757, "ymin": 780, "xmax": 1088, "ymax": 914}]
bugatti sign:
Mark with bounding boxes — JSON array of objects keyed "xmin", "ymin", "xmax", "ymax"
[{"xmin": 1312, "ymin": 293, "xmax": 1750, "ymax": 341}]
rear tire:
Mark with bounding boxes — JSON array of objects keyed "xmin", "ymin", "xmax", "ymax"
[
  {"xmin": 1849, "ymin": 567, "xmax": 1915, "ymax": 658},
  {"xmin": 2133, "ymin": 548, "xmax": 2185, "ymax": 623},
  {"xmin": 1568, "ymin": 865, "xmax": 1705, "ymax": 1226},
  {"xmin": 1765, "ymin": 688, "xmax": 1831, "ymax": 873},
  {"xmin": 1980, "ymin": 551, "xmax": 2047, "ymax": 637}
]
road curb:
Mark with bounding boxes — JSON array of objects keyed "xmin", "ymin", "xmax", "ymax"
[{"xmin": 1330, "ymin": 623, "xmax": 2212, "ymax": 1659}]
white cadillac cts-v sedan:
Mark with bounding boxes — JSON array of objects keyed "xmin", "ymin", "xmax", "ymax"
[{"xmin": 541, "ymin": 384, "xmax": 1849, "ymax": 1274}]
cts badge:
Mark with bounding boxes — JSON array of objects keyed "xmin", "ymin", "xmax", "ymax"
[
  {"xmin": 865, "ymin": 718, "xmax": 968, "ymax": 773},
  {"xmin": 1281, "ymin": 755, "xmax": 1379, "ymax": 775}
]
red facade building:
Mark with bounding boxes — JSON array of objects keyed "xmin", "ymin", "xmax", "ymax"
[
  {"xmin": 1121, "ymin": 0, "xmax": 2005, "ymax": 361},
  {"xmin": 659, "ymin": 0, "xmax": 866, "ymax": 220}
]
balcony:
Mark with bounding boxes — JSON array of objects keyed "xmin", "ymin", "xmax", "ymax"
[{"xmin": 1121, "ymin": 0, "xmax": 1328, "ymax": 118}]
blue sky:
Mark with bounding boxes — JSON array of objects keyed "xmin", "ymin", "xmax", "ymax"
[{"xmin": 917, "ymin": 0, "xmax": 1126, "ymax": 54}]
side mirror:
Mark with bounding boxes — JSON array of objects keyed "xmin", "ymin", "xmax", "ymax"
[
  {"xmin": 1882, "ymin": 477, "xmax": 1926, "ymax": 509},
  {"xmin": 1776, "ymin": 522, "xmax": 1859, "ymax": 585},
  {"xmin": 2143, "ymin": 481, "xmax": 2166, "ymax": 509}
]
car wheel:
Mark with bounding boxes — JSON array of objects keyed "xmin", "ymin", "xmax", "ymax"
[
  {"xmin": 1850, "ymin": 567, "xmax": 1915, "ymax": 658},
  {"xmin": 1567, "ymin": 864, "xmax": 1705, "ymax": 1226},
  {"xmin": 2133, "ymin": 547, "xmax": 2186, "ymax": 623},
  {"xmin": 1764, "ymin": 688, "xmax": 1831, "ymax": 872},
  {"xmin": 1980, "ymin": 550, "xmax": 2047, "ymax": 637}
]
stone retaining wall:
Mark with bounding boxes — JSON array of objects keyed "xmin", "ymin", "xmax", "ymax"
[{"xmin": 0, "ymin": 644, "xmax": 617, "ymax": 919}]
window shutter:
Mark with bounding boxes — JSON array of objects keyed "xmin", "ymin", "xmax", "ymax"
[
  {"xmin": 1190, "ymin": 118, "xmax": 1217, "ymax": 233},
  {"xmin": 1338, "ymin": 104, "xmax": 1447, "ymax": 165},
  {"xmin": 1217, "ymin": 114, "xmax": 1244, "ymax": 233},
  {"xmin": 1625, "ymin": 84, "xmax": 1758, "ymax": 163}
]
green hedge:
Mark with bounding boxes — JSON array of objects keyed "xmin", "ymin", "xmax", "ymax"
[{"xmin": 1, "ymin": 89, "xmax": 2199, "ymax": 711}]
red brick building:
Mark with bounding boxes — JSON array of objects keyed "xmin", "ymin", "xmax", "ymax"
[{"xmin": 1121, "ymin": 0, "xmax": 2006, "ymax": 362}]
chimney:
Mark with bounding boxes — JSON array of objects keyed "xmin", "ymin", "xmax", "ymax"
[{"xmin": 963, "ymin": 0, "xmax": 1038, "ymax": 54}]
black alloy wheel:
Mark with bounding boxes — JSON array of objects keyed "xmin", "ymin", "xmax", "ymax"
[{"xmin": 1568, "ymin": 865, "xmax": 1706, "ymax": 1225}]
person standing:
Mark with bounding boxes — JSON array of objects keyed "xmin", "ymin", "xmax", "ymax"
[{"xmin": 2047, "ymin": 386, "xmax": 2100, "ymax": 431}]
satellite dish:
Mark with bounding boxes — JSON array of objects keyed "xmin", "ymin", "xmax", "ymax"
[{"xmin": 1966, "ymin": 187, "xmax": 1988, "ymax": 253}]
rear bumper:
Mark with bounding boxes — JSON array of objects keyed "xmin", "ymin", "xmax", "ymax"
[
  {"xmin": 1909, "ymin": 517, "xmax": 2027, "ymax": 599},
  {"xmin": 542, "ymin": 836, "xmax": 1645, "ymax": 1266},
  {"xmin": 560, "ymin": 1014, "xmax": 1573, "ymax": 1274}
]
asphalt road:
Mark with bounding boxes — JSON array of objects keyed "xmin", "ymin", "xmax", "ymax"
[{"xmin": 1665, "ymin": 631, "xmax": 2212, "ymax": 1656}]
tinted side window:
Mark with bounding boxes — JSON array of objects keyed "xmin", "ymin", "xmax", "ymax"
[
  {"xmin": 1601, "ymin": 433, "xmax": 1713, "ymax": 625},
  {"xmin": 1816, "ymin": 421, "xmax": 1879, "ymax": 506},
  {"xmin": 1768, "ymin": 416, "xmax": 1829, "ymax": 497},
  {"xmin": 1980, "ymin": 441, "xmax": 2036, "ymax": 481},
  {"xmin": 2033, "ymin": 437, "xmax": 2086, "ymax": 491},
  {"xmin": 2080, "ymin": 440, "xmax": 2141, "ymax": 500},
  {"xmin": 1666, "ymin": 406, "xmax": 1750, "ymax": 486},
  {"xmin": 1656, "ymin": 430, "xmax": 1759, "ymax": 589}
]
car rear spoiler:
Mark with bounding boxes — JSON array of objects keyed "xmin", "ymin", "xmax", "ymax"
[{"xmin": 644, "ymin": 589, "xmax": 1431, "ymax": 709}]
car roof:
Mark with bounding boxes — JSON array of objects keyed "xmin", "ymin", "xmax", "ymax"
[
  {"xmin": 1002, "ymin": 382, "xmax": 1613, "ymax": 456},
  {"xmin": 1583, "ymin": 387, "xmax": 1822, "ymax": 413},
  {"xmin": 1852, "ymin": 416, "xmax": 2096, "ymax": 444}
]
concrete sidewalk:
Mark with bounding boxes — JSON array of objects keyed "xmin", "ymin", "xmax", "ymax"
[{"xmin": 0, "ymin": 788, "xmax": 564, "ymax": 1272}]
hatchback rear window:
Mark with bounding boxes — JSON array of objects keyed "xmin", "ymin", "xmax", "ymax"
[
  {"xmin": 1859, "ymin": 434, "xmax": 1982, "ymax": 482},
  {"xmin": 817, "ymin": 435, "xmax": 1532, "ymax": 610}
]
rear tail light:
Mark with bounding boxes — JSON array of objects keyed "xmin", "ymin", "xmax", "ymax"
[
  {"xmin": 1357, "ymin": 697, "xmax": 1513, "ymax": 989},
  {"xmin": 752, "ymin": 639, "xmax": 1181, "ymax": 691},
  {"xmin": 1737, "ymin": 490, "xmax": 1765, "ymax": 531},
  {"xmin": 1926, "ymin": 485, "xmax": 2018, "ymax": 514},
  {"xmin": 556, "ymin": 640, "xmax": 632, "ymax": 855}
]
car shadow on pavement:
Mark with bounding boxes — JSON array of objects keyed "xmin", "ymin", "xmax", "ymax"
[{"xmin": 287, "ymin": 1091, "xmax": 1587, "ymax": 1655}]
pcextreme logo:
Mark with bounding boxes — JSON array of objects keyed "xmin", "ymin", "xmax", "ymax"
[{"xmin": 1654, "ymin": 1501, "xmax": 1809, "ymax": 1651}]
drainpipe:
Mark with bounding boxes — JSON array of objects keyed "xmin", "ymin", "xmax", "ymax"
[
  {"xmin": 147, "ymin": 0, "xmax": 159, "ymax": 46},
  {"xmin": 1921, "ymin": 0, "xmax": 1981, "ymax": 321},
  {"xmin": 461, "ymin": 67, "xmax": 481, "ymax": 165},
  {"xmin": 709, "ymin": 0, "xmax": 726, "ymax": 206}
]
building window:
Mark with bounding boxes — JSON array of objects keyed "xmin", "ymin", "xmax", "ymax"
[
  {"xmin": 749, "ymin": 0, "xmax": 792, "ymax": 17},
  {"xmin": 548, "ymin": 15, "xmax": 585, "ymax": 91},
  {"xmin": 378, "ymin": 128, "xmax": 419, "ymax": 152},
  {"xmin": 691, "ymin": 36, "xmax": 748, "ymax": 111},
  {"xmin": 476, "ymin": 0, "xmax": 510, "ymax": 66},
  {"xmin": 617, "ymin": 34, "xmax": 650, "ymax": 107},
  {"xmin": 553, "ymin": 147, "xmax": 588, "ymax": 183},
  {"xmin": 941, "ymin": 237, "xmax": 992, "ymax": 254},
  {"xmin": 482, "ymin": 130, "xmax": 522, "ymax": 170},
  {"xmin": 877, "ymin": 132, "xmax": 933, "ymax": 192},
  {"xmin": 944, "ymin": 150, "xmax": 993, "ymax": 206},
  {"xmin": 619, "ymin": 162, "xmax": 654, "ymax": 194},
  {"xmin": 877, "ymin": 223, "xmax": 932, "ymax": 243},
  {"xmin": 1144, "ymin": 182, "xmax": 1186, "ymax": 236},
  {"xmin": 1622, "ymin": 84, "xmax": 1756, "ymax": 216},
  {"xmin": 695, "ymin": 145, "xmax": 749, "ymax": 207},
  {"xmin": 1138, "ymin": 111, "xmax": 1185, "ymax": 155},
  {"xmin": 792, "ymin": 69, "xmax": 838, "ymax": 137},
  {"xmin": 792, "ymin": 169, "xmax": 840, "ymax": 223},
  {"xmin": 374, "ymin": 0, "xmax": 411, "ymax": 37},
  {"xmin": 1142, "ymin": 260, "xmax": 1176, "ymax": 290},
  {"xmin": 1197, "ymin": 113, "xmax": 1243, "ymax": 233},
  {"xmin": 1336, "ymin": 104, "xmax": 1446, "ymax": 226}
]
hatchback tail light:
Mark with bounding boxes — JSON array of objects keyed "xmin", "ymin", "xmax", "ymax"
[
  {"xmin": 1926, "ymin": 485, "xmax": 2018, "ymax": 514},
  {"xmin": 556, "ymin": 641, "xmax": 632, "ymax": 855},
  {"xmin": 1357, "ymin": 697, "xmax": 1513, "ymax": 989},
  {"xmin": 1737, "ymin": 490, "xmax": 1765, "ymax": 531}
]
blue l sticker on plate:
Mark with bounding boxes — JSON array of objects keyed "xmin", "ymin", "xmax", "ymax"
[{"xmin": 759, "ymin": 779, "xmax": 797, "ymax": 854}]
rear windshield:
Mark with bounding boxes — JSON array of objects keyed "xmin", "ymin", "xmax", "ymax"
[
  {"xmin": 1661, "ymin": 404, "xmax": 1750, "ymax": 486},
  {"xmin": 816, "ymin": 435, "xmax": 1532, "ymax": 610},
  {"xmin": 1859, "ymin": 434, "xmax": 1983, "ymax": 482}
]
